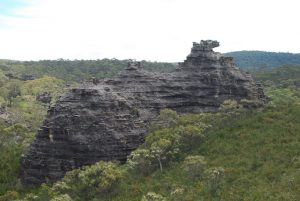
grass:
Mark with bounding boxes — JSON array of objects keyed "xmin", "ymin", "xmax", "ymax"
[{"xmin": 197, "ymin": 103, "xmax": 300, "ymax": 200}]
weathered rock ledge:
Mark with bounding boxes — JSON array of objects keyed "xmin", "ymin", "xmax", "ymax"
[{"xmin": 20, "ymin": 40, "xmax": 265, "ymax": 185}]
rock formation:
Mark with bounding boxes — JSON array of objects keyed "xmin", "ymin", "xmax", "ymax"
[{"xmin": 20, "ymin": 40, "xmax": 265, "ymax": 185}]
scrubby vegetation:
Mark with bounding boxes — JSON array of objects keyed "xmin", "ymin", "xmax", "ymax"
[
  {"xmin": 0, "ymin": 63, "xmax": 299, "ymax": 200},
  {"xmin": 0, "ymin": 59, "xmax": 175, "ymax": 82},
  {"xmin": 0, "ymin": 71, "xmax": 66, "ymax": 196},
  {"xmin": 225, "ymin": 51, "xmax": 300, "ymax": 69},
  {"xmin": 2, "ymin": 51, "xmax": 300, "ymax": 83}
]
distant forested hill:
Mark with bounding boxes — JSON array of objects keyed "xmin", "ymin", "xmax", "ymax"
[
  {"xmin": 225, "ymin": 51, "xmax": 300, "ymax": 69},
  {"xmin": 0, "ymin": 59, "xmax": 176, "ymax": 82},
  {"xmin": 252, "ymin": 64, "xmax": 300, "ymax": 88},
  {"xmin": 1, "ymin": 51, "xmax": 300, "ymax": 83}
]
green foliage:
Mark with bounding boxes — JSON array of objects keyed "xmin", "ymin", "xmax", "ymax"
[
  {"xmin": 2, "ymin": 64, "xmax": 300, "ymax": 200},
  {"xmin": 0, "ymin": 80, "xmax": 22, "ymax": 107},
  {"xmin": 128, "ymin": 109, "xmax": 210, "ymax": 175},
  {"xmin": 0, "ymin": 74, "xmax": 65, "ymax": 195},
  {"xmin": 49, "ymin": 161, "xmax": 123, "ymax": 200},
  {"xmin": 177, "ymin": 125, "xmax": 206, "ymax": 151},
  {"xmin": 204, "ymin": 167, "xmax": 225, "ymax": 193},
  {"xmin": 50, "ymin": 194, "xmax": 73, "ymax": 201},
  {"xmin": 0, "ymin": 191, "xmax": 19, "ymax": 201},
  {"xmin": 15, "ymin": 88, "xmax": 300, "ymax": 200},
  {"xmin": 219, "ymin": 99, "xmax": 244, "ymax": 115},
  {"xmin": 0, "ymin": 123, "xmax": 30, "ymax": 193},
  {"xmin": 141, "ymin": 192, "xmax": 166, "ymax": 201},
  {"xmin": 20, "ymin": 193, "xmax": 40, "ymax": 201},
  {"xmin": 149, "ymin": 138, "xmax": 176, "ymax": 172},
  {"xmin": 0, "ymin": 59, "xmax": 176, "ymax": 82},
  {"xmin": 154, "ymin": 108, "xmax": 179, "ymax": 129},
  {"xmin": 182, "ymin": 155, "xmax": 207, "ymax": 179},
  {"xmin": 127, "ymin": 149, "xmax": 153, "ymax": 175},
  {"xmin": 21, "ymin": 76, "xmax": 65, "ymax": 99},
  {"xmin": 169, "ymin": 187, "xmax": 185, "ymax": 201},
  {"xmin": 225, "ymin": 51, "xmax": 300, "ymax": 69},
  {"xmin": 0, "ymin": 123, "xmax": 29, "ymax": 146},
  {"xmin": 252, "ymin": 64, "xmax": 300, "ymax": 88}
]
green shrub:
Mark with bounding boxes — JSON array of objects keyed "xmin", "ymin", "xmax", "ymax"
[
  {"xmin": 183, "ymin": 155, "xmax": 206, "ymax": 179},
  {"xmin": 50, "ymin": 161, "xmax": 123, "ymax": 200},
  {"xmin": 141, "ymin": 192, "xmax": 166, "ymax": 201},
  {"xmin": 21, "ymin": 193, "xmax": 40, "ymax": 201},
  {"xmin": 127, "ymin": 149, "xmax": 153, "ymax": 175},
  {"xmin": 178, "ymin": 125, "xmax": 206, "ymax": 151},
  {"xmin": 50, "ymin": 194, "xmax": 73, "ymax": 201},
  {"xmin": 205, "ymin": 167, "xmax": 225, "ymax": 193},
  {"xmin": 0, "ymin": 191, "xmax": 19, "ymax": 201},
  {"xmin": 169, "ymin": 187, "xmax": 185, "ymax": 201},
  {"xmin": 219, "ymin": 100, "xmax": 244, "ymax": 115},
  {"xmin": 149, "ymin": 138, "xmax": 179, "ymax": 172},
  {"xmin": 153, "ymin": 109, "xmax": 179, "ymax": 129}
]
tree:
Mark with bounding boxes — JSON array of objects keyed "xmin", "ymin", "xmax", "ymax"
[
  {"xmin": 127, "ymin": 149, "xmax": 153, "ymax": 175},
  {"xmin": 150, "ymin": 138, "xmax": 176, "ymax": 172},
  {"xmin": 50, "ymin": 161, "xmax": 123, "ymax": 200}
]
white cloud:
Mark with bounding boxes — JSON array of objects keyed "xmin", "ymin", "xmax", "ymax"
[{"xmin": 0, "ymin": 0, "xmax": 299, "ymax": 61}]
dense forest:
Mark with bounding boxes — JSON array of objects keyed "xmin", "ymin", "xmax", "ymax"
[
  {"xmin": 225, "ymin": 51, "xmax": 300, "ymax": 70},
  {"xmin": 0, "ymin": 62, "xmax": 299, "ymax": 200},
  {"xmin": 0, "ymin": 59, "xmax": 176, "ymax": 83},
  {"xmin": 1, "ymin": 51, "xmax": 300, "ymax": 83}
]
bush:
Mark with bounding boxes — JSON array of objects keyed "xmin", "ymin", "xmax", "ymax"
[
  {"xmin": 154, "ymin": 109, "xmax": 179, "ymax": 129},
  {"xmin": 141, "ymin": 192, "xmax": 166, "ymax": 201},
  {"xmin": 178, "ymin": 125, "xmax": 206, "ymax": 151},
  {"xmin": 219, "ymin": 100, "xmax": 244, "ymax": 115},
  {"xmin": 127, "ymin": 149, "xmax": 153, "ymax": 175},
  {"xmin": 183, "ymin": 155, "xmax": 206, "ymax": 179},
  {"xmin": 0, "ymin": 191, "xmax": 19, "ymax": 201},
  {"xmin": 50, "ymin": 194, "xmax": 73, "ymax": 201},
  {"xmin": 149, "ymin": 138, "xmax": 179, "ymax": 172},
  {"xmin": 128, "ymin": 109, "xmax": 209, "ymax": 175},
  {"xmin": 50, "ymin": 161, "xmax": 123, "ymax": 200},
  {"xmin": 205, "ymin": 167, "xmax": 225, "ymax": 193},
  {"xmin": 20, "ymin": 193, "xmax": 40, "ymax": 201},
  {"xmin": 169, "ymin": 187, "xmax": 185, "ymax": 201}
]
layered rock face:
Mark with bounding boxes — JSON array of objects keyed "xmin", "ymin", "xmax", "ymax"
[{"xmin": 20, "ymin": 40, "xmax": 265, "ymax": 185}]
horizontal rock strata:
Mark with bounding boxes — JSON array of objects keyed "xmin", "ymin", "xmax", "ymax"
[{"xmin": 20, "ymin": 40, "xmax": 265, "ymax": 185}]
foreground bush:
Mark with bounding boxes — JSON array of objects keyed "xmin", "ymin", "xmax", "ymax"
[
  {"xmin": 127, "ymin": 109, "xmax": 209, "ymax": 175},
  {"xmin": 127, "ymin": 149, "xmax": 153, "ymax": 175},
  {"xmin": 50, "ymin": 161, "xmax": 123, "ymax": 200},
  {"xmin": 141, "ymin": 192, "xmax": 166, "ymax": 201},
  {"xmin": 205, "ymin": 167, "xmax": 225, "ymax": 193},
  {"xmin": 50, "ymin": 194, "xmax": 73, "ymax": 201},
  {"xmin": 0, "ymin": 191, "xmax": 19, "ymax": 201},
  {"xmin": 182, "ymin": 155, "xmax": 207, "ymax": 179}
]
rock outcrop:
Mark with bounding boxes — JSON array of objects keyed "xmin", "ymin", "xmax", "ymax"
[{"xmin": 20, "ymin": 40, "xmax": 265, "ymax": 185}]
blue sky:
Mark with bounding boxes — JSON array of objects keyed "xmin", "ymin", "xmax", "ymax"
[
  {"xmin": 0, "ymin": 0, "xmax": 299, "ymax": 61},
  {"xmin": 0, "ymin": 0, "xmax": 26, "ymax": 16}
]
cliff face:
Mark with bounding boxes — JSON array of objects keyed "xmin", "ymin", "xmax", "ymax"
[{"xmin": 20, "ymin": 40, "xmax": 265, "ymax": 185}]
